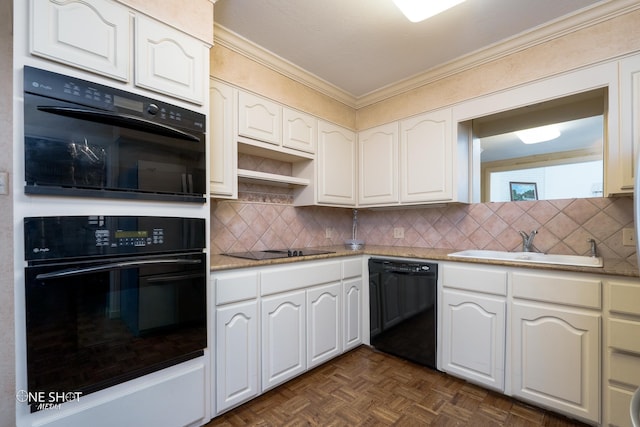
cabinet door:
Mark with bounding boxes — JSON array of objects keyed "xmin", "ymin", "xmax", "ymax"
[
  {"xmin": 618, "ymin": 54, "xmax": 640, "ymax": 192},
  {"xmin": 307, "ymin": 282, "xmax": 342, "ymax": 368},
  {"xmin": 283, "ymin": 108, "xmax": 317, "ymax": 154},
  {"xmin": 399, "ymin": 109, "xmax": 452, "ymax": 203},
  {"xmin": 135, "ymin": 15, "xmax": 207, "ymax": 104},
  {"xmin": 441, "ymin": 289, "xmax": 506, "ymax": 391},
  {"xmin": 261, "ymin": 290, "xmax": 306, "ymax": 391},
  {"xmin": 511, "ymin": 302, "xmax": 600, "ymax": 423},
  {"xmin": 358, "ymin": 123, "xmax": 399, "ymax": 205},
  {"xmin": 238, "ymin": 91, "xmax": 282, "ymax": 145},
  {"xmin": 215, "ymin": 300, "xmax": 259, "ymax": 414},
  {"xmin": 343, "ymin": 276, "xmax": 362, "ymax": 351},
  {"xmin": 31, "ymin": 0, "xmax": 130, "ymax": 81},
  {"xmin": 317, "ymin": 121, "xmax": 357, "ymax": 206},
  {"xmin": 210, "ymin": 80, "xmax": 237, "ymax": 198}
]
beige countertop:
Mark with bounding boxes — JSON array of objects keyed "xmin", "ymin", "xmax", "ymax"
[{"xmin": 211, "ymin": 245, "xmax": 639, "ymax": 278}]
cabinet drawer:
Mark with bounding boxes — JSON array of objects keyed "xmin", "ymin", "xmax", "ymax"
[
  {"xmin": 609, "ymin": 318, "xmax": 640, "ymax": 354},
  {"xmin": 608, "ymin": 386, "xmax": 635, "ymax": 427},
  {"xmin": 609, "ymin": 351, "xmax": 640, "ymax": 387},
  {"xmin": 343, "ymin": 257, "xmax": 362, "ymax": 279},
  {"xmin": 442, "ymin": 264, "xmax": 507, "ymax": 296},
  {"xmin": 214, "ymin": 271, "xmax": 258, "ymax": 305},
  {"xmin": 261, "ymin": 261, "xmax": 341, "ymax": 295},
  {"xmin": 512, "ymin": 272, "xmax": 601, "ymax": 309},
  {"xmin": 609, "ymin": 280, "xmax": 640, "ymax": 316}
]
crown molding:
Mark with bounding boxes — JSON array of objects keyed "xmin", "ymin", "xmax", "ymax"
[
  {"xmin": 213, "ymin": 0, "xmax": 640, "ymax": 110},
  {"xmin": 356, "ymin": 0, "xmax": 640, "ymax": 108},
  {"xmin": 213, "ymin": 25, "xmax": 356, "ymax": 107}
]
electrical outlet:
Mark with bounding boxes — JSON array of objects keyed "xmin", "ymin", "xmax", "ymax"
[
  {"xmin": 0, "ymin": 172, "xmax": 7, "ymax": 195},
  {"xmin": 393, "ymin": 227, "xmax": 404, "ymax": 239},
  {"xmin": 622, "ymin": 228, "xmax": 636, "ymax": 246}
]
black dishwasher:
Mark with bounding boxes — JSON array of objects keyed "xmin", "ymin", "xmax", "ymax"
[{"xmin": 369, "ymin": 258, "xmax": 438, "ymax": 369}]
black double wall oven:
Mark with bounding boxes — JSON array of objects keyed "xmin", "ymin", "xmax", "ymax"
[{"xmin": 22, "ymin": 67, "xmax": 208, "ymax": 411}]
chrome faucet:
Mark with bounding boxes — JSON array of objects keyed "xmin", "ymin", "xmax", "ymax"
[
  {"xmin": 587, "ymin": 238, "xmax": 597, "ymax": 257},
  {"xmin": 519, "ymin": 229, "xmax": 538, "ymax": 252}
]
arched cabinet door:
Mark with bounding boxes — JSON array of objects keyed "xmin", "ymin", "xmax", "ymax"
[
  {"xmin": 441, "ymin": 288, "xmax": 506, "ymax": 392},
  {"xmin": 307, "ymin": 282, "xmax": 342, "ymax": 368},
  {"xmin": 511, "ymin": 302, "xmax": 600, "ymax": 423},
  {"xmin": 399, "ymin": 108, "xmax": 453, "ymax": 203},
  {"xmin": 135, "ymin": 14, "xmax": 207, "ymax": 104},
  {"xmin": 31, "ymin": 0, "xmax": 130, "ymax": 80},
  {"xmin": 215, "ymin": 300, "xmax": 259, "ymax": 414},
  {"xmin": 261, "ymin": 290, "xmax": 306, "ymax": 391}
]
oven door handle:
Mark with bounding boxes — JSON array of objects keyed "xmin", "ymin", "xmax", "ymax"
[
  {"xmin": 36, "ymin": 106, "xmax": 201, "ymax": 142},
  {"xmin": 35, "ymin": 258, "xmax": 202, "ymax": 280}
]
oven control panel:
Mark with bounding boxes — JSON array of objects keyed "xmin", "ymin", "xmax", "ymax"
[{"xmin": 24, "ymin": 216, "xmax": 205, "ymax": 261}]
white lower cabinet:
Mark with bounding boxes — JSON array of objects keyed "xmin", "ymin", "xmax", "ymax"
[
  {"xmin": 441, "ymin": 263, "xmax": 507, "ymax": 391},
  {"xmin": 215, "ymin": 300, "xmax": 259, "ymax": 413},
  {"xmin": 511, "ymin": 302, "xmax": 600, "ymax": 422},
  {"xmin": 212, "ymin": 257, "xmax": 363, "ymax": 417},
  {"xmin": 343, "ymin": 276, "xmax": 363, "ymax": 351},
  {"xmin": 307, "ymin": 282, "xmax": 342, "ymax": 368},
  {"xmin": 605, "ymin": 278, "xmax": 640, "ymax": 427},
  {"xmin": 442, "ymin": 289, "xmax": 506, "ymax": 391},
  {"xmin": 511, "ymin": 271, "xmax": 601, "ymax": 424},
  {"xmin": 440, "ymin": 263, "xmax": 602, "ymax": 425},
  {"xmin": 261, "ymin": 290, "xmax": 307, "ymax": 391}
]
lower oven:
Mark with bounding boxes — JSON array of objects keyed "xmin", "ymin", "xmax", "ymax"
[
  {"xmin": 23, "ymin": 216, "xmax": 206, "ymax": 411},
  {"xmin": 369, "ymin": 258, "xmax": 438, "ymax": 369}
]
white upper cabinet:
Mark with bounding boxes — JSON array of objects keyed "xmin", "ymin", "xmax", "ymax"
[
  {"xmin": 283, "ymin": 108, "xmax": 317, "ymax": 154},
  {"xmin": 617, "ymin": 53, "xmax": 640, "ymax": 192},
  {"xmin": 30, "ymin": 0, "xmax": 130, "ymax": 81},
  {"xmin": 358, "ymin": 123, "xmax": 399, "ymax": 205},
  {"xmin": 210, "ymin": 80, "xmax": 237, "ymax": 198},
  {"xmin": 238, "ymin": 91, "xmax": 282, "ymax": 146},
  {"xmin": 357, "ymin": 108, "xmax": 464, "ymax": 207},
  {"xmin": 400, "ymin": 108, "xmax": 453, "ymax": 203},
  {"xmin": 135, "ymin": 14, "xmax": 207, "ymax": 104},
  {"xmin": 30, "ymin": 0, "xmax": 209, "ymax": 104},
  {"xmin": 237, "ymin": 91, "xmax": 317, "ymax": 156},
  {"xmin": 316, "ymin": 121, "xmax": 357, "ymax": 206}
]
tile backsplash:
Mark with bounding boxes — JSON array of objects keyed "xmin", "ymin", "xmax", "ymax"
[{"xmin": 211, "ymin": 196, "xmax": 636, "ymax": 263}]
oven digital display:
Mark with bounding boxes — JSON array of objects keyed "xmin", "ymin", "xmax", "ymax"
[
  {"xmin": 115, "ymin": 231, "xmax": 148, "ymax": 239},
  {"xmin": 113, "ymin": 95, "xmax": 144, "ymax": 113}
]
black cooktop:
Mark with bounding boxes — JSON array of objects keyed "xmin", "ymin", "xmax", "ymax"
[{"xmin": 224, "ymin": 249, "xmax": 335, "ymax": 260}]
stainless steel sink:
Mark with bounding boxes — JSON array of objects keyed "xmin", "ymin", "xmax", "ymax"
[{"xmin": 448, "ymin": 249, "xmax": 603, "ymax": 267}]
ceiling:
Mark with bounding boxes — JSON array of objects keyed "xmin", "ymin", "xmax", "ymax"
[{"xmin": 213, "ymin": 0, "xmax": 604, "ymax": 99}]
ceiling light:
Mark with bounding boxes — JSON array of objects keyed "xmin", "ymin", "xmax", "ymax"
[
  {"xmin": 515, "ymin": 125, "xmax": 561, "ymax": 144},
  {"xmin": 392, "ymin": 0, "xmax": 466, "ymax": 23}
]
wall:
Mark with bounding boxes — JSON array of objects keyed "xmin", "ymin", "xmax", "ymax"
[
  {"xmin": 210, "ymin": 44, "xmax": 356, "ymax": 130},
  {"xmin": 210, "ymin": 7, "xmax": 639, "ymax": 265},
  {"xmin": 356, "ymin": 7, "xmax": 640, "ymax": 130},
  {"xmin": 0, "ymin": 0, "xmax": 14, "ymax": 424},
  {"xmin": 212, "ymin": 196, "xmax": 634, "ymax": 261}
]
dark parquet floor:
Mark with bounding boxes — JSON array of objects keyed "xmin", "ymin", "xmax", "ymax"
[{"xmin": 206, "ymin": 345, "xmax": 589, "ymax": 426}]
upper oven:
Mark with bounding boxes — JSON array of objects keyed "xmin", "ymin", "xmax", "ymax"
[{"xmin": 23, "ymin": 66, "xmax": 206, "ymax": 203}]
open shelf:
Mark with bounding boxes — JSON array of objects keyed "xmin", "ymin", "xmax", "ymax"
[
  {"xmin": 238, "ymin": 138, "xmax": 314, "ymax": 162},
  {"xmin": 237, "ymin": 168, "xmax": 310, "ymax": 188}
]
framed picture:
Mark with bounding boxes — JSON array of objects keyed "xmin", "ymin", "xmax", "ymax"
[{"xmin": 509, "ymin": 182, "xmax": 538, "ymax": 201}]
